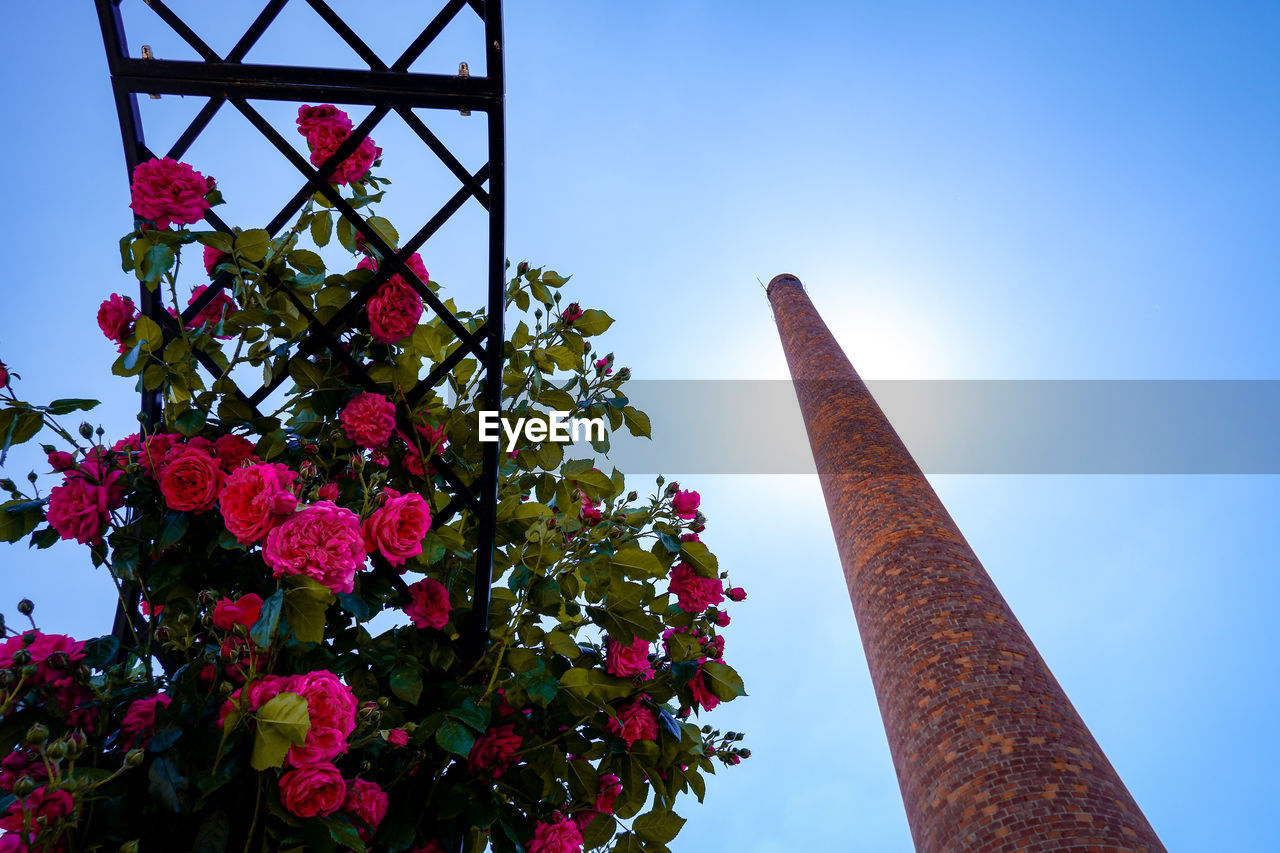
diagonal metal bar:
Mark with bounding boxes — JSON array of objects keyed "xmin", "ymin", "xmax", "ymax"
[
  {"xmin": 395, "ymin": 106, "xmax": 490, "ymax": 208},
  {"xmin": 166, "ymin": 98, "xmax": 224, "ymax": 161},
  {"xmin": 306, "ymin": 0, "xmax": 388, "ymax": 70},
  {"xmin": 226, "ymin": 0, "xmax": 291, "ymax": 63},
  {"xmin": 140, "ymin": 0, "xmax": 223, "ymax": 62},
  {"xmin": 392, "ymin": 0, "xmax": 468, "ymax": 72}
]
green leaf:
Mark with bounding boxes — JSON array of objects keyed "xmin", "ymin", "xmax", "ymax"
[
  {"xmin": 612, "ymin": 833, "xmax": 644, "ymax": 853},
  {"xmin": 622, "ymin": 406, "xmax": 651, "ymax": 439},
  {"xmin": 445, "ymin": 697, "xmax": 490, "ymax": 732},
  {"xmin": 133, "ymin": 314, "xmax": 164, "ymax": 354},
  {"xmin": 567, "ymin": 758, "xmax": 598, "ymax": 802},
  {"xmin": 250, "ymin": 692, "xmax": 311, "ymax": 771},
  {"xmin": 323, "ymin": 816, "xmax": 366, "ymax": 853},
  {"xmin": 367, "ymin": 216, "xmax": 399, "ymax": 249},
  {"xmin": 192, "ymin": 810, "xmax": 231, "ymax": 853},
  {"xmin": 158, "ymin": 510, "xmax": 189, "ymax": 549},
  {"xmin": 283, "ymin": 577, "xmax": 335, "ymax": 644},
  {"xmin": 571, "ymin": 468, "xmax": 615, "ymax": 498},
  {"xmin": 588, "ymin": 604, "xmax": 661, "ymax": 644},
  {"xmin": 434, "ymin": 719, "xmax": 476, "ymax": 756},
  {"xmin": 310, "ymin": 211, "xmax": 333, "ymax": 247},
  {"xmin": 699, "ymin": 661, "xmax": 747, "ymax": 701},
  {"xmin": 43, "ymin": 398, "xmax": 100, "ymax": 416},
  {"xmin": 288, "ymin": 249, "xmax": 325, "ymax": 275},
  {"xmin": 389, "ymin": 667, "xmax": 423, "ymax": 705},
  {"xmin": 336, "ymin": 216, "xmax": 357, "ymax": 252},
  {"xmin": 0, "ymin": 499, "xmax": 44, "ymax": 544},
  {"xmin": 545, "ymin": 631, "xmax": 581, "ymax": 659},
  {"xmin": 572, "ymin": 309, "xmax": 614, "ymax": 337},
  {"xmin": 173, "ymin": 407, "xmax": 207, "ymax": 437},
  {"xmin": 558, "ymin": 667, "xmax": 635, "ymax": 703},
  {"xmin": 610, "ymin": 547, "xmax": 664, "ymax": 578},
  {"xmin": 678, "ymin": 541, "xmax": 719, "ymax": 578},
  {"xmin": 235, "ymin": 229, "xmax": 272, "ymax": 263},
  {"xmin": 250, "ymin": 589, "xmax": 284, "ymax": 649},
  {"xmin": 148, "ymin": 755, "xmax": 188, "ymax": 813},
  {"xmin": 512, "ymin": 501, "xmax": 553, "ymax": 521},
  {"xmin": 634, "ymin": 809, "xmax": 685, "ymax": 845}
]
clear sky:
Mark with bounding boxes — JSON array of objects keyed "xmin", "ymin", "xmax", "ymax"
[{"xmin": 2, "ymin": 2, "xmax": 1278, "ymax": 850}]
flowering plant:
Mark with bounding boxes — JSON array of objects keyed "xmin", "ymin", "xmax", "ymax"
[{"xmin": 0, "ymin": 105, "xmax": 747, "ymax": 852}]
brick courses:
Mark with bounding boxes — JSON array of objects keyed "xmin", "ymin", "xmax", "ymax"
[{"xmin": 767, "ymin": 274, "xmax": 1164, "ymax": 852}]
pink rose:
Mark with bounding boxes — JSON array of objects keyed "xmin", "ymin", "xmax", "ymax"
[
  {"xmin": 139, "ymin": 432, "xmax": 182, "ymax": 478},
  {"xmin": 689, "ymin": 668, "xmax": 721, "ymax": 712},
  {"xmin": 287, "ymin": 724, "xmax": 347, "ymax": 767},
  {"xmin": 668, "ymin": 563, "xmax": 724, "ymax": 614},
  {"xmin": 311, "ymin": 134, "xmax": 380, "ymax": 185},
  {"xmin": 340, "ymin": 392, "xmax": 397, "ymax": 448},
  {"xmin": 214, "ymin": 434, "xmax": 257, "ymax": 470},
  {"xmin": 0, "ymin": 631, "xmax": 84, "ymax": 688},
  {"xmin": 357, "ymin": 254, "xmax": 429, "ymax": 343},
  {"xmin": 726, "ymin": 586, "xmax": 747, "ymax": 602},
  {"xmin": 279, "ymin": 763, "xmax": 346, "ymax": 818},
  {"xmin": 46, "ymin": 470, "xmax": 122, "ymax": 546},
  {"xmin": 467, "ymin": 724, "xmax": 522, "ymax": 778},
  {"xmin": 291, "ymin": 670, "xmax": 358, "ymax": 736},
  {"xmin": 119, "ymin": 693, "xmax": 171, "ymax": 749},
  {"xmin": 296, "ymin": 104, "xmax": 353, "ymax": 142},
  {"xmin": 561, "ymin": 302, "xmax": 584, "ymax": 324},
  {"xmin": 203, "ymin": 244, "xmax": 228, "ymax": 277},
  {"xmin": 211, "ymin": 593, "xmax": 264, "ymax": 631},
  {"xmin": 264, "ymin": 501, "xmax": 365, "ymax": 594},
  {"xmin": 605, "ymin": 698, "xmax": 658, "ymax": 750},
  {"xmin": 219, "ymin": 462, "xmax": 298, "ymax": 544},
  {"xmin": 528, "ymin": 815, "xmax": 584, "ymax": 853},
  {"xmin": 680, "ymin": 532, "xmax": 701, "ymax": 543},
  {"xmin": 0, "ymin": 361, "xmax": 7, "ymax": 388},
  {"xmin": 47, "ymin": 451, "xmax": 76, "ymax": 472},
  {"xmin": 129, "ymin": 157, "xmax": 212, "ymax": 229},
  {"xmin": 363, "ymin": 488, "xmax": 432, "ymax": 567},
  {"xmin": 593, "ymin": 356, "xmax": 612, "ymax": 375},
  {"xmin": 343, "ymin": 778, "xmax": 388, "ymax": 838},
  {"xmin": 605, "ymin": 636, "xmax": 654, "ymax": 681},
  {"xmin": 186, "ymin": 285, "xmax": 237, "ymax": 338},
  {"xmin": 317, "ymin": 483, "xmax": 339, "ymax": 501},
  {"xmin": 97, "ymin": 293, "xmax": 137, "ymax": 353},
  {"xmin": 159, "ymin": 447, "xmax": 225, "ymax": 513},
  {"xmin": 404, "ymin": 577, "xmax": 451, "ymax": 630},
  {"xmin": 386, "ymin": 729, "xmax": 409, "ymax": 747},
  {"xmin": 596, "ymin": 773, "xmax": 622, "ymax": 814},
  {"xmin": 0, "ymin": 786, "xmax": 75, "ymax": 834},
  {"xmin": 714, "ymin": 610, "xmax": 731, "ymax": 627},
  {"xmin": 671, "ymin": 489, "xmax": 700, "ymax": 519}
]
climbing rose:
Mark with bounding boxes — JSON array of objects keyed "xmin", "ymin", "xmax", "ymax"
[
  {"xmin": 468, "ymin": 724, "xmax": 522, "ymax": 778},
  {"xmin": 357, "ymin": 253, "xmax": 428, "ymax": 343},
  {"xmin": 203, "ymin": 244, "xmax": 227, "ymax": 276},
  {"xmin": 0, "ymin": 786, "xmax": 75, "ymax": 834},
  {"xmin": 363, "ymin": 488, "xmax": 432, "ymax": 567},
  {"xmin": 0, "ymin": 631, "xmax": 84, "ymax": 688},
  {"xmin": 279, "ymin": 763, "xmax": 346, "ymax": 818},
  {"xmin": 186, "ymin": 284, "xmax": 237, "ymax": 337},
  {"xmin": 211, "ymin": 593, "xmax": 264, "ymax": 631},
  {"xmin": 129, "ymin": 157, "xmax": 212, "ymax": 229},
  {"xmin": 668, "ymin": 562, "xmax": 724, "ymax": 613},
  {"xmin": 689, "ymin": 669, "xmax": 721, "ymax": 712},
  {"xmin": 404, "ymin": 578, "xmax": 450, "ymax": 630},
  {"xmin": 528, "ymin": 815, "xmax": 584, "ymax": 853},
  {"xmin": 343, "ymin": 778, "xmax": 389, "ymax": 838},
  {"xmin": 671, "ymin": 488, "xmax": 700, "ymax": 519},
  {"xmin": 263, "ymin": 501, "xmax": 366, "ymax": 594},
  {"xmin": 159, "ymin": 447, "xmax": 225, "ymax": 513},
  {"xmin": 605, "ymin": 636, "xmax": 654, "ymax": 681},
  {"xmin": 214, "ymin": 433, "xmax": 256, "ymax": 470},
  {"xmin": 386, "ymin": 729, "xmax": 409, "ymax": 747},
  {"xmin": 605, "ymin": 698, "xmax": 659, "ymax": 749},
  {"xmin": 340, "ymin": 392, "xmax": 397, "ymax": 448},
  {"xmin": 596, "ymin": 773, "xmax": 623, "ymax": 814},
  {"xmin": 97, "ymin": 293, "xmax": 137, "ymax": 352},
  {"xmin": 726, "ymin": 586, "xmax": 747, "ymax": 601},
  {"xmin": 311, "ymin": 133, "xmax": 380, "ymax": 185},
  {"xmin": 296, "ymin": 104, "xmax": 353, "ymax": 142},
  {"xmin": 561, "ymin": 302, "xmax": 584, "ymax": 324},
  {"xmin": 119, "ymin": 693, "xmax": 171, "ymax": 749},
  {"xmin": 291, "ymin": 670, "xmax": 357, "ymax": 736},
  {"xmin": 0, "ymin": 361, "xmax": 7, "ymax": 387},
  {"xmin": 46, "ymin": 474, "xmax": 115, "ymax": 545},
  {"xmin": 219, "ymin": 463, "xmax": 298, "ymax": 544}
]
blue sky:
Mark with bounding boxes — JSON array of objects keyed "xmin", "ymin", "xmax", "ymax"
[{"xmin": 2, "ymin": 2, "xmax": 1278, "ymax": 849}]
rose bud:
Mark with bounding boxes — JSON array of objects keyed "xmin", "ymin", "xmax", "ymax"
[
  {"xmin": 125, "ymin": 749, "xmax": 146, "ymax": 767},
  {"xmin": 25, "ymin": 723, "xmax": 49, "ymax": 745},
  {"xmin": 17, "ymin": 598, "xmax": 34, "ymax": 616}
]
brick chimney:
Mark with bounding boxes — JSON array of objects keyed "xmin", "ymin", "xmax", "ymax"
[{"xmin": 768, "ymin": 274, "xmax": 1163, "ymax": 852}]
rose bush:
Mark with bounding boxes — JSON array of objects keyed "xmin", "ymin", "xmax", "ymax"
[{"xmin": 0, "ymin": 103, "xmax": 748, "ymax": 852}]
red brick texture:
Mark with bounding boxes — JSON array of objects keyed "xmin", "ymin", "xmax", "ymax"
[{"xmin": 767, "ymin": 275, "xmax": 1164, "ymax": 853}]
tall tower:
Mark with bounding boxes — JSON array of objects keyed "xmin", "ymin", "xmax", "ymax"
[{"xmin": 768, "ymin": 274, "xmax": 1164, "ymax": 852}]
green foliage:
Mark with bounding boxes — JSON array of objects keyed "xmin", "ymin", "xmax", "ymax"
[{"xmin": 250, "ymin": 693, "xmax": 312, "ymax": 770}]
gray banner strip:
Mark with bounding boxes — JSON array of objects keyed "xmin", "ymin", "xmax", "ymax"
[{"xmin": 544, "ymin": 380, "xmax": 1280, "ymax": 474}]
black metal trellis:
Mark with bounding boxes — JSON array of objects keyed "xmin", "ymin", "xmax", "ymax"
[{"xmin": 94, "ymin": 0, "xmax": 505, "ymax": 662}]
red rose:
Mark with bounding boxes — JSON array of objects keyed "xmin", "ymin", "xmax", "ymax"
[
  {"xmin": 605, "ymin": 636, "xmax": 654, "ymax": 681},
  {"xmin": 119, "ymin": 693, "xmax": 171, "ymax": 749},
  {"xmin": 203, "ymin": 244, "xmax": 228, "ymax": 277},
  {"xmin": 213, "ymin": 433, "xmax": 257, "ymax": 470},
  {"xmin": 0, "ymin": 786, "xmax": 75, "ymax": 834},
  {"xmin": 340, "ymin": 392, "xmax": 397, "ymax": 448},
  {"xmin": 670, "ymin": 488, "xmax": 700, "ymax": 519},
  {"xmin": 467, "ymin": 724, "xmax": 522, "ymax": 778},
  {"xmin": 668, "ymin": 562, "xmax": 724, "ymax": 613},
  {"xmin": 46, "ymin": 473, "xmax": 117, "ymax": 545},
  {"xmin": 404, "ymin": 577, "xmax": 451, "ymax": 630},
  {"xmin": 386, "ymin": 729, "xmax": 409, "ymax": 747},
  {"xmin": 528, "ymin": 816, "xmax": 584, "ymax": 853},
  {"xmin": 343, "ymin": 778, "xmax": 389, "ymax": 839},
  {"xmin": 263, "ymin": 502, "xmax": 366, "ymax": 594},
  {"xmin": 689, "ymin": 668, "xmax": 721, "ymax": 712},
  {"xmin": 596, "ymin": 773, "xmax": 622, "ymax": 814},
  {"xmin": 0, "ymin": 360, "xmax": 8, "ymax": 387},
  {"xmin": 159, "ymin": 448, "xmax": 224, "ymax": 513},
  {"xmin": 363, "ymin": 488, "xmax": 432, "ymax": 567},
  {"xmin": 219, "ymin": 462, "xmax": 298, "ymax": 544},
  {"xmin": 97, "ymin": 293, "xmax": 138, "ymax": 353},
  {"xmin": 311, "ymin": 134, "xmax": 380, "ymax": 186},
  {"xmin": 562, "ymin": 302, "xmax": 584, "ymax": 324},
  {"xmin": 129, "ymin": 157, "xmax": 212, "ymax": 229},
  {"xmin": 279, "ymin": 763, "xmax": 346, "ymax": 818},
  {"xmin": 296, "ymin": 104, "xmax": 353, "ymax": 143},
  {"xmin": 367, "ymin": 278, "xmax": 423, "ymax": 343},
  {"xmin": 605, "ymin": 697, "xmax": 658, "ymax": 749},
  {"xmin": 186, "ymin": 284, "xmax": 238, "ymax": 338},
  {"xmin": 211, "ymin": 593, "xmax": 264, "ymax": 631}
]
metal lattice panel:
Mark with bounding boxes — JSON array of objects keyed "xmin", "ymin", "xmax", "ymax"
[{"xmin": 94, "ymin": 0, "xmax": 505, "ymax": 658}]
